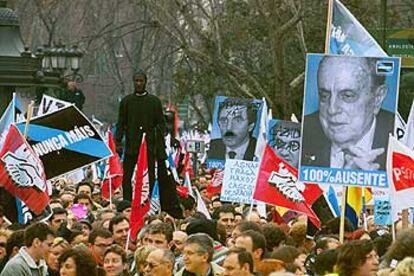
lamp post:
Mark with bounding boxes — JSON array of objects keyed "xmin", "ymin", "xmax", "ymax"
[{"xmin": 40, "ymin": 43, "xmax": 84, "ymax": 84}]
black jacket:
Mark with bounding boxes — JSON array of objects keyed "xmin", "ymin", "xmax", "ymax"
[{"xmin": 115, "ymin": 92, "xmax": 167, "ymax": 160}]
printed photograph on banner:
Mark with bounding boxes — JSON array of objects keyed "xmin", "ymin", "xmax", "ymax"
[
  {"xmin": 299, "ymin": 54, "xmax": 401, "ymax": 188},
  {"xmin": 206, "ymin": 96, "xmax": 264, "ymax": 168},
  {"xmin": 267, "ymin": 119, "xmax": 301, "ymax": 168},
  {"xmin": 15, "ymin": 105, "xmax": 112, "ymax": 180}
]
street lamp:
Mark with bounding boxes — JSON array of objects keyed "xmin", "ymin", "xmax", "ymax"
[{"xmin": 38, "ymin": 43, "xmax": 84, "ymax": 83}]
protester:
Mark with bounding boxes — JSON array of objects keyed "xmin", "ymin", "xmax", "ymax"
[
  {"xmin": 88, "ymin": 228, "xmax": 114, "ymax": 267},
  {"xmin": 49, "ymin": 208, "xmax": 68, "ymax": 233},
  {"xmin": 212, "ymin": 204, "xmax": 236, "ymax": 238},
  {"xmin": 1, "ymin": 222, "xmax": 54, "ymax": 276},
  {"xmin": 172, "ymin": 231, "xmax": 187, "ymax": 257},
  {"xmin": 177, "ymin": 233, "xmax": 224, "ymax": 276},
  {"xmin": 222, "ymin": 248, "xmax": 255, "ymax": 276},
  {"xmin": 103, "ymin": 244, "xmax": 130, "ymax": 276},
  {"xmin": 46, "ymin": 237, "xmax": 70, "ymax": 276},
  {"xmin": 0, "ymin": 230, "xmax": 11, "ymax": 273},
  {"xmin": 334, "ymin": 240, "xmax": 379, "ymax": 276},
  {"xmin": 143, "ymin": 248, "xmax": 174, "ymax": 276},
  {"xmin": 3, "ymin": 229, "xmax": 24, "ymax": 269},
  {"xmin": 313, "ymin": 249, "xmax": 338, "ymax": 276},
  {"xmin": 234, "ymin": 230, "xmax": 266, "ymax": 272},
  {"xmin": 115, "ymin": 70, "xmax": 167, "ymax": 201},
  {"xmin": 109, "ymin": 215, "xmax": 130, "ymax": 249},
  {"xmin": 271, "ymin": 246, "xmax": 307, "ymax": 274},
  {"xmin": 62, "ymin": 80, "xmax": 85, "ymax": 110},
  {"xmin": 134, "ymin": 246, "xmax": 154, "ymax": 276},
  {"xmin": 58, "ymin": 247, "xmax": 98, "ymax": 276},
  {"xmin": 146, "ymin": 222, "xmax": 173, "ymax": 250}
]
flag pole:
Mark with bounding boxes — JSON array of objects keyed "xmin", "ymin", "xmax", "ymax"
[
  {"xmin": 339, "ymin": 185, "xmax": 347, "ymax": 244},
  {"xmin": 362, "ymin": 188, "xmax": 368, "ymax": 231},
  {"xmin": 109, "ymin": 175, "xmax": 113, "ymax": 209},
  {"xmin": 324, "ymin": 0, "xmax": 334, "ymax": 54},
  {"xmin": 23, "ymin": 101, "xmax": 35, "ymax": 138},
  {"xmin": 125, "ymin": 229, "xmax": 131, "ymax": 252}
]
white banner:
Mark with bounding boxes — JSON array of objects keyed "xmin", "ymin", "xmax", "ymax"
[{"xmin": 221, "ymin": 159, "xmax": 259, "ymax": 204}]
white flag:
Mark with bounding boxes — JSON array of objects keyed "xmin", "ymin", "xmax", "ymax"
[
  {"xmin": 403, "ymin": 101, "xmax": 414, "ymax": 149},
  {"xmin": 387, "ymin": 136, "xmax": 414, "ymax": 221},
  {"xmin": 254, "ymin": 98, "xmax": 268, "ymax": 159},
  {"xmin": 395, "ymin": 112, "xmax": 407, "ymax": 141},
  {"xmin": 195, "ymin": 188, "xmax": 211, "ymax": 219}
]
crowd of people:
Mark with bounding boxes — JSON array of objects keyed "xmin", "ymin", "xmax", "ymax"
[{"xmin": 0, "ymin": 171, "xmax": 414, "ymax": 276}]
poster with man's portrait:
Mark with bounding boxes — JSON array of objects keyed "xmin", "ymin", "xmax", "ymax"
[
  {"xmin": 299, "ymin": 54, "xmax": 400, "ymax": 188},
  {"xmin": 267, "ymin": 119, "xmax": 301, "ymax": 169},
  {"xmin": 206, "ymin": 96, "xmax": 264, "ymax": 169}
]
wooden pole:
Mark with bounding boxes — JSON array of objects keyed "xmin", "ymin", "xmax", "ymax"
[
  {"xmin": 339, "ymin": 185, "xmax": 347, "ymax": 244},
  {"xmin": 402, "ymin": 209, "xmax": 409, "ymax": 229},
  {"xmin": 324, "ymin": 0, "xmax": 334, "ymax": 54},
  {"xmin": 23, "ymin": 101, "xmax": 35, "ymax": 138}
]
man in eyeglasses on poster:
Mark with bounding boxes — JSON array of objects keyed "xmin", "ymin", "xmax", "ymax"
[{"xmin": 269, "ymin": 120, "xmax": 301, "ymax": 168}]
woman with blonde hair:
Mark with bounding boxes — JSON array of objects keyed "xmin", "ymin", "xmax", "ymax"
[{"xmin": 47, "ymin": 237, "xmax": 71, "ymax": 276}]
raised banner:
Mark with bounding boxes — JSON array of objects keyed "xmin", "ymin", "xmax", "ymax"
[
  {"xmin": 37, "ymin": 95, "xmax": 71, "ymax": 116},
  {"xmin": 254, "ymin": 144, "xmax": 321, "ymax": 228},
  {"xmin": 299, "ymin": 54, "xmax": 400, "ymax": 188},
  {"xmin": 206, "ymin": 96, "xmax": 264, "ymax": 169},
  {"xmin": 16, "ymin": 105, "xmax": 112, "ymax": 180},
  {"xmin": 328, "ymin": 0, "xmax": 386, "ymax": 57},
  {"xmin": 268, "ymin": 119, "xmax": 301, "ymax": 168},
  {"xmin": 374, "ymin": 197, "xmax": 392, "ymax": 225},
  {"xmin": 220, "ymin": 159, "xmax": 259, "ymax": 204},
  {"xmin": 388, "ymin": 136, "xmax": 414, "ymax": 219},
  {"xmin": 0, "ymin": 125, "xmax": 49, "ymax": 214}
]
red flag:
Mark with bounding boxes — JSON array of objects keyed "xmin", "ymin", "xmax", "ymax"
[
  {"xmin": 166, "ymin": 103, "xmax": 180, "ymax": 138},
  {"xmin": 0, "ymin": 125, "xmax": 49, "ymax": 215},
  {"xmin": 253, "ymin": 144, "xmax": 321, "ymax": 228},
  {"xmin": 102, "ymin": 130, "xmax": 123, "ymax": 199},
  {"xmin": 207, "ymin": 169, "xmax": 223, "ymax": 196},
  {"xmin": 130, "ymin": 135, "xmax": 151, "ymax": 239},
  {"xmin": 180, "ymin": 151, "xmax": 194, "ymax": 178}
]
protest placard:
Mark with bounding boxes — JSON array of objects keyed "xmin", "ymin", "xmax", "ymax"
[
  {"xmin": 220, "ymin": 159, "xmax": 259, "ymax": 204},
  {"xmin": 206, "ymin": 96, "xmax": 264, "ymax": 169},
  {"xmin": 37, "ymin": 95, "xmax": 71, "ymax": 116},
  {"xmin": 267, "ymin": 119, "xmax": 301, "ymax": 168},
  {"xmin": 299, "ymin": 54, "xmax": 400, "ymax": 188},
  {"xmin": 16, "ymin": 105, "xmax": 112, "ymax": 180},
  {"xmin": 374, "ymin": 197, "xmax": 392, "ymax": 225}
]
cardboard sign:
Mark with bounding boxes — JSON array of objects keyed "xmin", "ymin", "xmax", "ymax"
[{"xmin": 220, "ymin": 159, "xmax": 259, "ymax": 204}]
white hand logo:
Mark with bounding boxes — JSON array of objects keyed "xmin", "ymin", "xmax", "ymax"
[{"xmin": 2, "ymin": 144, "xmax": 46, "ymax": 191}]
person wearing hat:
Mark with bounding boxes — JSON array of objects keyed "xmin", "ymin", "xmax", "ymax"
[{"xmin": 116, "ymin": 200, "xmax": 132, "ymax": 218}]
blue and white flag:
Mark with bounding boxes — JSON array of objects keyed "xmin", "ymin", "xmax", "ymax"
[
  {"xmin": 327, "ymin": 185, "xmax": 340, "ymax": 217},
  {"xmin": 328, "ymin": 0, "xmax": 387, "ymax": 57},
  {"xmin": 16, "ymin": 105, "xmax": 112, "ymax": 180},
  {"xmin": 0, "ymin": 100, "xmax": 14, "ymax": 148},
  {"xmin": 149, "ymin": 180, "xmax": 161, "ymax": 216}
]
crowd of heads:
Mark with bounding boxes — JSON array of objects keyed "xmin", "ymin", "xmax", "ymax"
[{"xmin": 1, "ymin": 162, "xmax": 414, "ymax": 276}]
